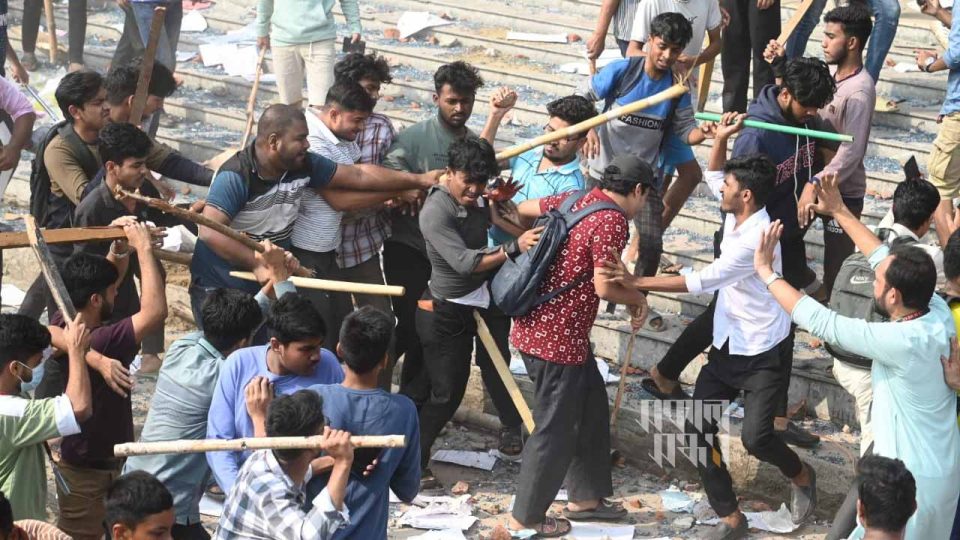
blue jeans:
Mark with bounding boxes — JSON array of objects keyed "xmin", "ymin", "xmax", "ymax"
[
  {"xmin": 786, "ymin": 0, "xmax": 899, "ymax": 82},
  {"xmin": 131, "ymin": 1, "xmax": 183, "ymax": 69}
]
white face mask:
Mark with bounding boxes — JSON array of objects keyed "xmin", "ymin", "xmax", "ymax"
[{"xmin": 15, "ymin": 347, "xmax": 53, "ymax": 393}]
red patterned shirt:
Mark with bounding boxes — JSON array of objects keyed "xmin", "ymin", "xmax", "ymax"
[{"xmin": 510, "ymin": 188, "xmax": 628, "ymax": 365}]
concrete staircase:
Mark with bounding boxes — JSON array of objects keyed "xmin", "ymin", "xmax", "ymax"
[{"xmin": 2, "ymin": 0, "xmax": 943, "ymax": 513}]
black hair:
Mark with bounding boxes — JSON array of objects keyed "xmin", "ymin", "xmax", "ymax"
[
  {"xmin": 0, "ymin": 492, "xmax": 12, "ymax": 537},
  {"xmin": 782, "ymin": 57, "xmax": 837, "ymax": 108},
  {"xmin": 61, "ymin": 252, "xmax": 120, "ymax": 310},
  {"xmin": 105, "ymin": 471, "xmax": 173, "ymax": 531},
  {"xmin": 856, "ymin": 455, "xmax": 917, "ymax": 533},
  {"xmin": 447, "ymin": 137, "xmax": 499, "ymax": 184},
  {"xmin": 649, "ymin": 12, "xmax": 694, "ymax": 49},
  {"xmin": 546, "ymin": 95, "xmax": 596, "ymax": 128},
  {"xmin": 945, "ymin": 228, "xmax": 960, "ymax": 281},
  {"xmin": 257, "ymin": 104, "xmax": 307, "ymax": 142},
  {"xmin": 339, "ymin": 307, "xmax": 394, "ymax": 375},
  {"xmin": 99, "ymin": 122, "xmax": 152, "ymax": 166},
  {"xmin": 885, "ymin": 244, "xmax": 937, "ymax": 311},
  {"xmin": 334, "ymin": 53, "xmax": 392, "ymax": 85},
  {"xmin": 0, "ymin": 314, "xmax": 51, "ymax": 370},
  {"xmin": 824, "ymin": 4, "xmax": 873, "ymax": 51},
  {"xmin": 104, "ymin": 62, "xmax": 177, "ymax": 105},
  {"xmin": 724, "ymin": 154, "xmax": 776, "ymax": 207},
  {"xmin": 266, "ymin": 390, "xmax": 326, "ymax": 462},
  {"xmin": 892, "ymin": 179, "xmax": 939, "ymax": 231},
  {"xmin": 200, "ymin": 289, "xmax": 263, "ymax": 353},
  {"xmin": 434, "ymin": 61, "xmax": 484, "ymax": 96},
  {"xmin": 56, "ymin": 70, "xmax": 104, "ymax": 122},
  {"xmin": 597, "ymin": 159, "xmax": 654, "ymax": 196},
  {"xmin": 266, "ymin": 293, "xmax": 326, "ymax": 345},
  {"xmin": 324, "ymin": 81, "xmax": 376, "ymax": 113}
]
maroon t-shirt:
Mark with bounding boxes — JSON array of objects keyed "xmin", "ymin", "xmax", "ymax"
[{"xmin": 57, "ymin": 317, "xmax": 138, "ymax": 468}]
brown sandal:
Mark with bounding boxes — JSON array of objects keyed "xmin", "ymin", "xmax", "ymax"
[{"xmin": 532, "ymin": 516, "xmax": 572, "ymax": 538}]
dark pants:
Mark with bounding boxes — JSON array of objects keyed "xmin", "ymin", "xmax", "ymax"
[
  {"xmin": 112, "ymin": 3, "xmax": 144, "ymax": 69},
  {"xmin": 512, "ymin": 351, "xmax": 613, "ymax": 525},
  {"xmin": 130, "ymin": 1, "xmax": 183, "ymax": 69},
  {"xmin": 689, "ymin": 339, "xmax": 803, "ymax": 517},
  {"xmin": 384, "ymin": 242, "xmax": 431, "ymax": 404},
  {"xmin": 171, "ymin": 523, "xmax": 210, "ymax": 540},
  {"xmin": 19, "ymin": 272, "xmax": 59, "ymax": 320},
  {"xmin": 22, "ymin": 0, "xmax": 87, "ymax": 64},
  {"xmin": 808, "ymin": 198, "xmax": 864, "ymax": 299},
  {"xmin": 720, "ymin": 0, "xmax": 780, "ymax": 113},
  {"xmin": 633, "ymin": 187, "xmax": 666, "ymax": 279},
  {"xmin": 414, "ymin": 292, "xmax": 522, "ymax": 470}
]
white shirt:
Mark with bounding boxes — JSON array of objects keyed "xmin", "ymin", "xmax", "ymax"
[
  {"xmin": 291, "ymin": 110, "xmax": 361, "ymax": 253},
  {"xmin": 630, "ymin": 0, "xmax": 722, "ymax": 58},
  {"xmin": 875, "ymin": 213, "xmax": 946, "ymax": 287},
  {"xmin": 684, "ymin": 171, "xmax": 791, "ymax": 356}
]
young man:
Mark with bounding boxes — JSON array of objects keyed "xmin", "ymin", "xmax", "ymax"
[
  {"xmin": 767, "ymin": 4, "xmax": 876, "ymax": 300},
  {"xmin": 105, "ymin": 471, "xmax": 176, "ymax": 540},
  {"xmin": 256, "ymin": 0, "xmax": 361, "ymax": 108},
  {"xmin": 189, "ymin": 104, "xmax": 440, "ymax": 325},
  {"xmin": 0, "ymin": 315, "xmax": 89, "ymax": 521},
  {"xmin": 123, "ymin": 243, "xmax": 293, "ymax": 540},
  {"xmin": 51, "ymin": 223, "xmax": 167, "ymax": 540},
  {"xmin": 602, "ymin": 115, "xmax": 816, "ymax": 540},
  {"xmin": 579, "ymin": 13, "xmax": 712, "ymax": 327},
  {"xmin": 382, "ymin": 61, "xmax": 512, "ymax": 402},
  {"xmin": 720, "ymin": 0, "xmax": 780, "ymax": 113},
  {"xmin": 215, "ymin": 391, "xmax": 354, "ymax": 539},
  {"xmin": 849, "ymin": 456, "xmax": 918, "ymax": 539},
  {"xmin": 206, "ymin": 293, "xmax": 344, "ymax": 493},
  {"xmin": 506, "ymin": 155, "xmax": 651, "ymax": 537},
  {"xmin": 489, "ymin": 95, "xmax": 596, "ymax": 246},
  {"xmin": 307, "ymin": 306, "xmax": 420, "ymax": 538},
  {"xmin": 756, "ymin": 174, "xmax": 960, "ymax": 540}
]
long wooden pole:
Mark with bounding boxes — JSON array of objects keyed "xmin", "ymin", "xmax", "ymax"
[
  {"xmin": 696, "ymin": 36, "xmax": 714, "ymax": 112},
  {"xmin": 230, "ymin": 271, "xmax": 405, "ymax": 297},
  {"xmin": 494, "ymin": 84, "xmax": 688, "ymax": 162},
  {"xmin": 610, "ymin": 329, "xmax": 639, "ymax": 430},
  {"xmin": 472, "ymin": 311, "xmax": 535, "ymax": 433},
  {"xmin": 130, "ymin": 7, "xmax": 167, "ymax": 126},
  {"xmin": 24, "ymin": 216, "xmax": 77, "ymax": 320},
  {"xmin": 777, "ymin": 0, "xmax": 817, "ymax": 45},
  {"xmin": 240, "ymin": 47, "xmax": 269, "ymax": 149},
  {"xmin": 42, "ymin": 0, "xmax": 57, "ymax": 63},
  {"xmin": 114, "ymin": 434, "xmax": 406, "ymax": 457},
  {"xmin": 0, "ymin": 227, "xmax": 127, "ymax": 249}
]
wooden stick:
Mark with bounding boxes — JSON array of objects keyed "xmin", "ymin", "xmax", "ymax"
[
  {"xmin": 230, "ymin": 271, "xmax": 405, "ymax": 297},
  {"xmin": 0, "ymin": 227, "xmax": 127, "ymax": 250},
  {"xmin": 24, "ymin": 216, "xmax": 77, "ymax": 319},
  {"xmin": 42, "ymin": 0, "xmax": 57, "ymax": 63},
  {"xmin": 696, "ymin": 36, "xmax": 714, "ymax": 112},
  {"xmin": 610, "ymin": 329, "xmax": 638, "ymax": 430},
  {"xmin": 777, "ymin": 0, "xmax": 817, "ymax": 45},
  {"xmin": 472, "ymin": 310, "xmax": 535, "ymax": 433},
  {"xmin": 114, "ymin": 434, "xmax": 406, "ymax": 457},
  {"xmin": 495, "ymin": 84, "xmax": 687, "ymax": 162},
  {"xmin": 154, "ymin": 249, "xmax": 193, "ymax": 266},
  {"xmin": 240, "ymin": 47, "xmax": 269, "ymax": 149},
  {"xmin": 589, "ymin": 58, "xmax": 597, "ymax": 75},
  {"xmin": 129, "ymin": 6, "xmax": 167, "ymax": 126},
  {"xmin": 930, "ymin": 21, "xmax": 949, "ymax": 50}
]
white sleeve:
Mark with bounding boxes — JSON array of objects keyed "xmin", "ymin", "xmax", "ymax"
[
  {"xmin": 706, "ymin": 0, "xmax": 722, "ymax": 30},
  {"xmin": 629, "ymin": 0, "xmax": 657, "ymax": 43},
  {"xmin": 704, "ymin": 169, "xmax": 724, "ymax": 200},
  {"xmin": 53, "ymin": 395, "xmax": 81, "ymax": 436}
]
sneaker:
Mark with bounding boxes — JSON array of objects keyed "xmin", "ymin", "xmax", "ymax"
[
  {"xmin": 791, "ymin": 462, "xmax": 818, "ymax": 523},
  {"xmin": 777, "ymin": 421, "xmax": 820, "ymax": 448}
]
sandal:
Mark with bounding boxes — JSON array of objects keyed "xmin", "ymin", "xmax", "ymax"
[
  {"xmin": 529, "ymin": 516, "xmax": 572, "ymax": 538},
  {"xmin": 562, "ymin": 499, "xmax": 627, "ymax": 520},
  {"xmin": 499, "ymin": 425, "xmax": 523, "ymax": 457},
  {"xmin": 640, "ymin": 377, "xmax": 690, "ymax": 401},
  {"xmin": 420, "ymin": 468, "xmax": 442, "ymax": 491}
]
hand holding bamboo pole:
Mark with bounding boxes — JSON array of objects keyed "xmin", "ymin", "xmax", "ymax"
[
  {"xmin": 777, "ymin": 0, "xmax": 818, "ymax": 45},
  {"xmin": 114, "ymin": 434, "xmax": 406, "ymax": 457},
  {"xmin": 230, "ymin": 271, "xmax": 405, "ymax": 297},
  {"xmin": 694, "ymin": 112, "xmax": 853, "ymax": 142}
]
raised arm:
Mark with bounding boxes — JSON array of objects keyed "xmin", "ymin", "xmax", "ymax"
[
  {"xmin": 807, "ymin": 173, "xmax": 882, "ymax": 256},
  {"xmin": 587, "ymin": 0, "xmax": 622, "ymax": 60},
  {"xmin": 479, "ymin": 87, "xmax": 516, "ymax": 144},
  {"xmin": 62, "ymin": 314, "xmax": 93, "ymax": 422},
  {"xmin": 125, "ymin": 223, "xmax": 168, "ymax": 343},
  {"xmin": 328, "ymin": 163, "xmax": 439, "ymax": 191}
]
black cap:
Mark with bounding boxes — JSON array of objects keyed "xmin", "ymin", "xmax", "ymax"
[{"xmin": 601, "ymin": 155, "xmax": 655, "ymax": 188}]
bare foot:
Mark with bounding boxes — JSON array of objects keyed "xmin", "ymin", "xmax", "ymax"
[{"xmin": 721, "ymin": 510, "xmax": 746, "ymax": 529}]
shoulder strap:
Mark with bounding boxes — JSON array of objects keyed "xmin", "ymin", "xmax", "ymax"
[
  {"xmin": 57, "ymin": 123, "xmax": 100, "ymax": 181},
  {"xmin": 563, "ymin": 191, "xmax": 624, "ymax": 228},
  {"xmin": 603, "ymin": 56, "xmax": 646, "ymax": 113}
]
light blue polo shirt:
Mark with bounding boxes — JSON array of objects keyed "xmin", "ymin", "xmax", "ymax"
[{"xmin": 489, "ymin": 147, "xmax": 585, "ymax": 245}]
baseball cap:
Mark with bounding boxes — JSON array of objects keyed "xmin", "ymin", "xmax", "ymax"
[{"xmin": 601, "ymin": 155, "xmax": 655, "ymax": 188}]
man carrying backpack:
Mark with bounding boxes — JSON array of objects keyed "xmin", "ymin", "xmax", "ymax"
[{"xmin": 503, "ymin": 155, "xmax": 651, "ymax": 537}]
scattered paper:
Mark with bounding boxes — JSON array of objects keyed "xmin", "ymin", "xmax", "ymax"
[
  {"xmin": 410, "ymin": 530, "xmax": 467, "ymax": 540},
  {"xmin": 506, "ymin": 31, "xmax": 567, "ymax": 43},
  {"xmin": 509, "ymin": 355, "xmax": 527, "ymax": 375},
  {"xmin": 893, "ymin": 62, "xmax": 920, "ymax": 73},
  {"xmin": 223, "ymin": 46, "xmax": 259, "ymax": 78},
  {"xmin": 596, "ymin": 358, "xmax": 620, "ymax": 385},
  {"xmin": 176, "ymin": 50, "xmax": 199, "ymax": 62},
  {"xmin": 161, "ymin": 226, "xmax": 183, "ymax": 252},
  {"xmin": 199, "ymin": 494, "xmax": 224, "ymax": 517},
  {"xmin": 398, "ymin": 494, "xmax": 476, "ymax": 530},
  {"xmin": 1, "ymin": 285, "xmax": 26, "ymax": 308},
  {"xmin": 181, "ymin": 10, "xmax": 208, "ymax": 32},
  {"xmin": 659, "ymin": 485, "xmax": 695, "ymax": 513},
  {"xmin": 431, "ymin": 449, "xmax": 497, "ymax": 471},
  {"xmin": 700, "ymin": 503, "xmax": 799, "ymax": 533},
  {"xmin": 560, "ymin": 49, "xmax": 626, "ymax": 75},
  {"xmin": 199, "ymin": 43, "xmax": 234, "ymax": 67},
  {"xmin": 396, "ymin": 11, "xmax": 454, "ymax": 39},
  {"xmin": 200, "ymin": 22, "xmax": 257, "ymax": 45},
  {"xmin": 567, "ymin": 521, "xmax": 635, "ymax": 540}
]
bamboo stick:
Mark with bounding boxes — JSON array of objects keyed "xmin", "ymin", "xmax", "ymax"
[
  {"xmin": 130, "ymin": 7, "xmax": 167, "ymax": 126},
  {"xmin": 696, "ymin": 36, "xmax": 714, "ymax": 112},
  {"xmin": 230, "ymin": 271, "xmax": 405, "ymax": 297},
  {"xmin": 473, "ymin": 311, "xmax": 535, "ymax": 433},
  {"xmin": 610, "ymin": 329, "xmax": 638, "ymax": 430},
  {"xmin": 114, "ymin": 434, "xmax": 406, "ymax": 457},
  {"xmin": 694, "ymin": 112, "xmax": 854, "ymax": 142},
  {"xmin": 494, "ymin": 84, "xmax": 688, "ymax": 162},
  {"xmin": 240, "ymin": 47, "xmax": 269, "ymax": 149},
  {"xmin": 778, "ymin": 0, "xmax": 818, "ymax": 45},
  {"xmin": 24, "ymin": 216, "xmax": 77, "ymax": 320},
  {"xmin": 42, "ymin": 0, "xmax": 57, "ymax": 63},
  {"xmin": 0, "ymin": 227, "xmax": 127, "ymax": 249}
]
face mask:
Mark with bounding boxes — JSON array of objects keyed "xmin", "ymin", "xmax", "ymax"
[{"xmin": 16, "ymin": 347, "xmax": 52, "ymax": 393}]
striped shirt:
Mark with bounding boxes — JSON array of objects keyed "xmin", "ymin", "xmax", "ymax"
[
  {"xmin": 337, "ymin": 112, "xmax": 396, "ymax": 268},
  {"xmin": 292, "ymin": 109, "xmax": 362, "ymax": 253},
  {"xmin": 14, "ymin": 520, "xmax": 72, "ymax": 540},
  {"xmin": 611, "ymin": 0, "xmax": 640, "ymax": 41}
]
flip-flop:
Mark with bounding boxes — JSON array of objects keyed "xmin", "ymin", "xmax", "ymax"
[
  {"xmin": 499, "ymin": 426, "xmax": 523, "ymax": 457},
  {"xmin": 640, "ymin": 377, "xmax": 691, "ymax": 401},
  {"xmin": 562, "ymin": 499, "xmax": 627, "ymax": 521},
  {"xmin": 529, "ymin": 517, "xmax": 572, "ymax": 538}
]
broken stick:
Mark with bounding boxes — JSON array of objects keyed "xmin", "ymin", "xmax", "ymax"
[
  {"xmin": 240, "ymin": 47, "xmax": 269, "ymax": 149},
  {"xmin": 610, "ymin": 328, "xmax": 639, "ymax": 430},
  {"xmin": 230, "ymin": 271, "xmax": 405, "ymax": 297},
  {"xmin": 473, "ymin": 310, "xmax": 535, "ymax": 433},
  {"xmin": 130, "ymin": 6, "xmax": 167, "ymax": 126},
  {"xmin": 42, "ymin": 0, "xmax": 57, "ymax": 63},
  {"xmin": 24, "ymin": 216, "xmax": 77, "ymax": 319},
  {"xmin": 114, "ymin": 434, "xmax": 406, "ymax": 457},
  {"xmin": 777, "ymin": 0, "xmax": 818, "ymax": 45}
]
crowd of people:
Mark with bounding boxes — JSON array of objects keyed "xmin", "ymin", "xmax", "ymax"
[{"xmin": 0, "ymin": 0, "xmax": 959, "ymax": 539}]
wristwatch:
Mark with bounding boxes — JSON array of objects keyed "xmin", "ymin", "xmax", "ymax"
[{"xmin": 763, "ymin": 272, "xmax": 783, "ymax": 288}]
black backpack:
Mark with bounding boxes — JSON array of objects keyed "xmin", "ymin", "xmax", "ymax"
[
  {"xmin": 491, "ymin": 191, "xmax": 623, "ymax": 316},
  {"xmin": 29, "ymin": 121, "xmax": 100, "ymax": 225}
]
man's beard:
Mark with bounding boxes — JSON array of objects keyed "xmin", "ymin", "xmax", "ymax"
[
  {"xmin": 100, "ymin": 300, "xmax": 114, "ymax": 321},
  {"xmin": 873, "ymin": 296, "xmax": 890, "ymax": 319}
]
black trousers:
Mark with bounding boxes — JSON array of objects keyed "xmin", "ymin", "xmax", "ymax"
[
  {"xmin": 513, "ymin": 351, "xmax": 613, "ymax": 525},
  {"xmin": 688, "ymin": 339, "xmax": 803, "ymax": 517},
  {"xmin": 22, "ymin": 0, "xmax": 88, "ymax": 64},
  {"xmin": 384, "ymin": 242, "xmax": 431, "ymax": 405},
  {"xmin": 111, "ymin": 3, "xmax": 145, "ymax": 68},
  {"xmin": 171, "ymin": 523, "xmax": 210, "ymax": 540},
  {"xmin": 804, "ymin": 198, "xmax": 864, "ymax": 299},
  {"xmin": 720, "ymin": 0, "xmax": 780, "ymax": 112},
  {"xmin": 414, "ymin": 292, "xmax": 522, "ymax": 470}
]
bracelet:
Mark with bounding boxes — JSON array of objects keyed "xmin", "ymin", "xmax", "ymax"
[{"xmin": 110, "ymin": 242, "xmax": 131, "ymax": 259}]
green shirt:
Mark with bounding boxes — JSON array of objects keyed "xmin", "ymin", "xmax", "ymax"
[
  {"xmin": 0, "ymin": 394, "xmax": 80, "ymax": 520},
  {"xmin": 256, "ymin": 0, "xmax": 361, "ymax": 46},
  {"xmin": 382, "ymin": 115, "xmax": 475, "ymax": 256}
]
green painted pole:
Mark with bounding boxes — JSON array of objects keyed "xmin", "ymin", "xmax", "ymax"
[{"xmin": 694, "ymin": 112, "xmax": 854, "ymax": 143}]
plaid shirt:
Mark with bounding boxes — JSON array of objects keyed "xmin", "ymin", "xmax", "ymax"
[
  {"xmin": 214, "ymin": 450, "xmax": 349, "ymax": 540},
  {"xmin": 337, "ymin": 112, "xmax": 397, "ymax": 268}
]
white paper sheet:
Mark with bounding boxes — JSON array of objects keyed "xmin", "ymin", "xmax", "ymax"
[
  {"xmin": 199, "ymin": 43, "xmax": 235, "ymax": 67},
  {"xmin": 431, "ymin": 449, "xmax": 497, "ymax": 471},
  {"xmin": 396, "ymin": 12, "xmax": 454, "ymax": 39},
  {"xmin": 398, "ymin": 495, "xmax": 476, "ymax": 530},
  {"xmin": 181, "ymin": 10, "xmax": 208, "ymax": 32},
  {"xmin": 567, "ymin": 521, "xmax": 635, "ymax": 540},
  {"xmin": 659, "ymin": 486, "xmax": 695, "ymax": 513},
  {"xmin": 1, "ymin": 284, "xmax": 26, "ymax": 308},
  {"xmin": 700, "ymin": 503, "xmax": 799, "ymax": 533},
  {"xmin": 506, "ymin": 31, "xmax": 567, "ymax": 43},
  {"xmin": 596, "ymin": 358, "xmax": 620, "ymax": 384}
]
